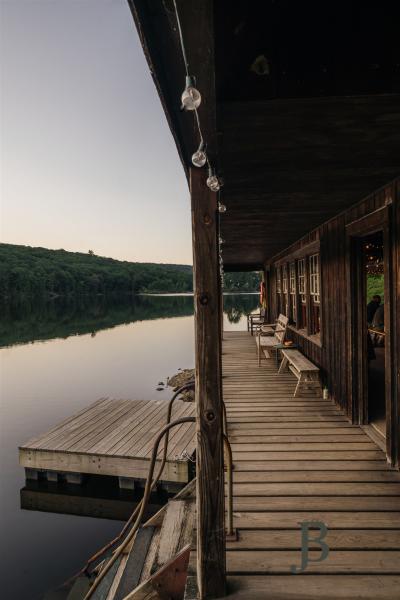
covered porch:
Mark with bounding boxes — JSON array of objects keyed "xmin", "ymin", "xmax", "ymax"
[
  {"xmin": 211, "ymin": 331, "xmax": 400, "ymax": 599},
  {"xmin": 128, "ymin": 1, "xmax": 400, "ymax": 597}
]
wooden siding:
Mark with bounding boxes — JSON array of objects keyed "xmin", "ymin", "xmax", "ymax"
[{"xmin": 268, "ymin": 179, "xmax": 400, "ymax": 466}]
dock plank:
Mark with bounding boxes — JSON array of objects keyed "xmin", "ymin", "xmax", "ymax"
[
  {"xmin": 232, "ymin": 496, "xmax": 400, "ymax": 511},
  {"xmin": 19, "ymin": 398, "xmax": 195, "ymax": 484},
  {"xmin": 226, "ymin": 529, "xmax": 400, "ymax": 549},
  {"xmin": 218, "ymin": 575, "xmax": 400, "ymax": 599},
  {"xmin": 226, "ymin": 550, "xmax": 400, "ymax": 574}
]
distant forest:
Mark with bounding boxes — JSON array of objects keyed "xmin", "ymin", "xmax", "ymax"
[{"xmin": 0, "ymin": 244, "xmax": 260, "ymax": 298}]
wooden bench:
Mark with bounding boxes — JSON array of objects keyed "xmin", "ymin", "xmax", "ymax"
[
  {"xmin": 278, "ymin": 349, "xmax": 322, "ymax": 397},
  {"xmin": 255, "ymin": 314, "xmax": 288, "ymax": 366}
]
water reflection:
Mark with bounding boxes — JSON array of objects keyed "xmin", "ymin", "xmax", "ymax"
[
  {"xmin": 0, "ymin": 292, "xmax": 259, "ymax": 348},
  {"xmin": 223, "ymin": 293, "xmax": 259, "ymax": 324},
  {"xmin": 21, "ymin": 476, "xmax": 164, "ymax": 522},
  {"xmin": 0, "ymin": 293, "xmax": 259, "ymax": 599},
  {"xmin": 0, "ymin": 294, "xmax": 194, "ymax": 348}
]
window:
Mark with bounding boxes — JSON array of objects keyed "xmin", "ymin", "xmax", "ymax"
[
  {"xmin": 298, "ymin": 258, "xmax": 307, "ymax": 328},
  {"xmin": 274, "ymin": 252, "xmax": 321, "ymax": 341},
  {"xmin": 282, "ymin": 264, "xmax": 289, "ymax": 316},
  {"xmin": 289, "ymin": 262, "xmax": 297, "ymax": 323},
  {"xmin": 276, "ymin": 266, "xmax": 281, "ymax": 293},
  {"xmin": 275, "ymin": 266, "xmax": 282, "ymax": 314},
  {"xmin": 309, "ymin": 253, "xmax": 320, "ymax": 334}
]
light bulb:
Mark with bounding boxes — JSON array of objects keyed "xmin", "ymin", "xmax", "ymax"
[
  {"xmin": 181, "ymin": 76, "xmax": 201, "ymax": 111},
  {"xmin": 207, "ymin": 175, "xmax": 220, "ymax": 191},
  {"xmin": 206, "ymin": 167, "xmax": 220, "ymax": 192},
  {"xmin": 192, "ymin": 141, "xmax": 207, "ymax": 167},
  {"xmin": 218, "ymin": 202, "xmax": 227, "ymax": 213}
]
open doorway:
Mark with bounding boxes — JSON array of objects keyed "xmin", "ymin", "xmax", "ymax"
[
  {"xmin": 364, "ymin": 231, "xmax": 386, "ymax": 440},
  {"xmin": 348, "ymin": 205, "xmax": 393, "ymax": 461}
]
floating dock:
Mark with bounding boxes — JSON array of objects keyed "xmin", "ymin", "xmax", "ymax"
[{"xmin": 19, "ymin": 398, "xmax": 195, "ymax": 488}]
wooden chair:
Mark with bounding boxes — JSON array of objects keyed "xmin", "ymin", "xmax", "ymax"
[
  {"xmin": 278, "ymin": 348, "xmax": 322, "ymax": 397},
  {"xmin": 247, "ymin": 308, "xmax": 266, "ymax": 335},
  {"xmin": 255, "ymin": 314, "xmax": 289, "ymax": 366}
]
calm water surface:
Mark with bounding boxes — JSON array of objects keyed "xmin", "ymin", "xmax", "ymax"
[{"xmin": 0, "ymin": 293, "xmax": 258, "ymax": 600}]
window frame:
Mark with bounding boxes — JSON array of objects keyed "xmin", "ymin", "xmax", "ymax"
[
  {"xmin": 274, "ymin": 247, "xmax": 322, "ymax": 343},
  {"xmin": 276, "ymin": 266, "xmax": 281, "ymax": 293},
  {"xmin": 297, "ymin": 257, "xmax": 308, "ymax": 330},
  {"xmin": 289, "ymin": 261, "xmax": 297, "ymax": 324},
  {"xmin": 281, "ymin": 264, "xmax": 289, "ymax": 316},
  {"xmin": 309, "ymin": 253, "xmax": 321, "ymax": 335}
]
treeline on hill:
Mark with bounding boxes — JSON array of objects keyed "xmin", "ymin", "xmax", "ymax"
[
  {"xmin": 0, "ymin": 244, "xmax": 260, "ymax": 298},
  {"xmin": 224, "ymin": 271, "xmax": 261, "ymax": 292},
  {"xmin": 0, "ymin": 244, "xmax": 193, "ymax": 297}
]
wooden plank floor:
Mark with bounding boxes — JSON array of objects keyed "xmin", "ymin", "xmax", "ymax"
[
  {"xmin": 19, "ymin": 398, "xmax": 195, "ymax": 483},
  {"xmin": 222, "ymin": 331, "xmax": 400, "ymax": 599}
]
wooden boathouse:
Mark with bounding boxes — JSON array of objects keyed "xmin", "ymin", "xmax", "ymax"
[{"xmin": 43, "ymin": 2, "xmax": 400, "ymax": 599}]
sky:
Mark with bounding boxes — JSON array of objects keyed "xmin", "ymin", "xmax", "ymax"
[{"xmin": 0, "ymin": 0, "xmax": 192, "ymax": 264}]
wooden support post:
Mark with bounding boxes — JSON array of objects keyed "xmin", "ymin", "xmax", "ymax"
[
  {"xmin": 119, "ymin": 476, "xmax": 135, "ymax": 491},
  {"xmin": 25, "ymin": 468, "xmax": 40, "ymax": 481},
  {"xmin": 220, "ymin": 291, "xmax": 224, "ymax": 340},
  {"xmin": 46, "ymin": 470, "xmax": 58, "ymax": 483},
  {"xmin": 191, "ymin": 167, "xmax": 226, "ymax": 599},
  {"xmin": 65, "ymin": 472, "xmax": 84, "ymax": 485}
]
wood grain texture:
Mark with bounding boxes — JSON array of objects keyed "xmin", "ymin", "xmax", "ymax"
[
  {"xmin": 214, "ymin": 332, "xmax": 400, "ymax": 598},
  {"xmin": 191, "ymin": 167, "xmax": 226, "ymax": 598},
  {"xmin": 219, "ymin": 100, "xmax": 400, "ymax": 269},
  {"xmin": 221, "ymin": 575, "xmax": 400, "ymax": 599},
  {"xmin": 19, "ymin": 399, "xmax": 195, "ymax": 483},
  {"xmin": 113, "ymin": 527, "xmax": 155, "ymax": 600},
  {"xmin": 268, "ymin": 179, "xmax": 399, "ymax": 467}
]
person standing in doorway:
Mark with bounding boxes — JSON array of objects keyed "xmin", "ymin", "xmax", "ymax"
[{"xmin": 367, "ymin": 295, "xmax": 381, "ymax": 325}]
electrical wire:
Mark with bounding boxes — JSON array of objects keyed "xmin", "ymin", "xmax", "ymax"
[
  {"xmin": 173, "ymin": 0, "xmax": 222, "ymax": 193},
  {"xmin": 173, "ymin": 0, "xmax": 225, "ymax": 281},
  {"xmin": 173, "ymin": 0, "xmax": 190, "ymax": 77}
]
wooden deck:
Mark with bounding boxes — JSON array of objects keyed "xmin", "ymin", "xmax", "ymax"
[
  {"xmin": 19, "ymin": 398, "xmax": 195, "ymax": 485},
  {"xmin": 217, "ymin": 332, "xmax": 400, "ymax": 598}
]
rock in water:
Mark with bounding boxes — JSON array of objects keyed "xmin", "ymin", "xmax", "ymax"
[{"xmin": 167, "ymin": 368, "xmax": 195, "ymax": 401}]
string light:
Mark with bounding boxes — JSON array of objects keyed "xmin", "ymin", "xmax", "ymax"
[
  {"xmin": 181, "ymin": 76, "xmax": 201, "ymax": 111},
  {"xmin": 207, "ymin": 167, "xmax": 221, "ymax": 192},
  {"xmin": 192, "ymin": 140, "xmax": 207, "ymax": 167},
  {"xmin": 218, "ymin": 202, "xmax": 227, "ymax": 213},
  {"xmin": 173, "ymin": 0, "xmax": 225, "ymax": 199}
]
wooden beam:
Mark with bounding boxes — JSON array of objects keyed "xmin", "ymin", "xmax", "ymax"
[
  {"xmin": 127, "ymin": 0, "xmax": 217, "ymax": 176},
  {"xmin": 394, "ymin": 181, "xmax": 400, "ymax": 469},
  {"xmin": 191, "ymin": 167, "xmax": 226, "ymax": 598}
]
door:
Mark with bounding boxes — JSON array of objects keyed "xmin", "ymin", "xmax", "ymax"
[{"xmin": 347, "ymin": 206, "xmax": 394, "ymax": 461}]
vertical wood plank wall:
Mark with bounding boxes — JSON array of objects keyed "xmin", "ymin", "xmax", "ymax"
[{"xmin": 268, "ymin": 179, "xmax": 399, "ymax": 465}]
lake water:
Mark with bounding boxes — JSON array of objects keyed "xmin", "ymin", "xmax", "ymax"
[{"xmin": 0, "ymin": 293, "xmax": 258, "ymax": 600}]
